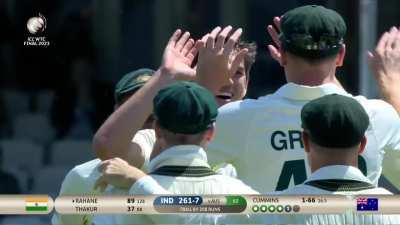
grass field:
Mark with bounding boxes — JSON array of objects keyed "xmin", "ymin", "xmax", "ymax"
[{"xmin": 382, "ymin": 151, "xmax": 400, "ymax": 189}]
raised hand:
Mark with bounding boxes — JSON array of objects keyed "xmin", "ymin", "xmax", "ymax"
[
  {"xmin": 196, "ymin": 26, "xmax": 248, "ymax": 93},
  {"xmin": 160, "ymin": 29, "xmax": 200, "ymax": 80},
  {"xmin": 368, "ymin": 26, "xmax": 400, "ymax": 109},
  {"xmin": 95, "ymin": 158, "xmax": 146, "ymax": 192},
  {"xmin": 267, "ymin": 16, "xmax": 283, "ymax": 65}
]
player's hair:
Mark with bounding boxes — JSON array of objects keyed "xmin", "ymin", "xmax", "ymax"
[
  {"xmin": 235, "ymin": 41, "xmax": 257, "ymax": 75},
  {"xmin": 284, "ymin": 45, "xmax": 343, "ymax": 65},
  {"xmin": 155, "ymin": 120, "xmax": 210, "ymax": 146}
]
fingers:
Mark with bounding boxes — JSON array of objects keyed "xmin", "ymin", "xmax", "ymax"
[
  {"xmin": 98, "ymin": 160, "xmax": 111, "ymax": 173},
  {"xmin": 385, "ymin": 27, "xmax": 397, "ymax": 52},
  {"xmin": 215, "ymin": 26, "xmax": 233, "ymax": 50},
  {"xmin": 175, "ymin": 31, "xmax": 191, "ymax": 51},
  {"xmin": 366, "ymin": 51, "xmax": 376, "ymax": 72},
  {"xmin": 273, "ymin": 16, "xmax": 281, "ymax": 31},
  {"xmin": 182, "ymin": 38, "xmax": 195, "ymax": 56},
  {"xmin": 187, "ymin": 40, "xmax": 203, "ymax": 63},
  {"xmin": 206, "ymin": 27, "xmax": 222, "ymax": 48},
  {"xmin": 375, "ymin": 31, "xmax": 389, "ymax": 56},
  {"xmin": 267, "ymin": 25, "xmax": 281, "ymax": 48},
  {"xmin": 393, "ymin": 28, "xmax": 400, "ymax": 50},
  {"xmin": 366, "ymin": 51, "xmax": 374, "ymax": 62},
  {"xmin": 167, "ymin": 29, "xmax": 182, "ymax": 48},
  {"xmin": 268, "ymin": 45, "xmax": 282, "ymax": 63},
  {"xmin": 223, "ymin": 28, "xmax": 243, "ymax": 55}
]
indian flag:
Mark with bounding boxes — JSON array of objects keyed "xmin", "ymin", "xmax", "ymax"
[{"xmin": 25, "ymin": 197, "xmax": 48, "ymax": 212}]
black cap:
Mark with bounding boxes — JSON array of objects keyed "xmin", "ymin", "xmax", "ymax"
[
  {"xmin": 280, "ymin": 5, "xmax": 347, "ymax": 58},
  {"xmin": 301, "ymin": 94, "xmax": 369, "ymax": 148},
  {"xmin": 153, "ymin": 81, "xmax": 218, "ymax": 134},
  {"xmin": 114, "ymin": 68, "xmax": 155, "ymax": 104}
]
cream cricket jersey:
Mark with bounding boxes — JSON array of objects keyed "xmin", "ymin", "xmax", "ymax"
[
  {"xmin": 117, "ymin": 145, "xmax": 258, "ymax": 225},
  {"xmin": 271, "ymin": 165, "xmax": 400, "ymax": 225},
  {"xmin": 208, "ymin": 83, "xmax": 400, "ymax": 193},
  {"xmin": 52, "ymin": 129, "xmax": 155, "ymax": 225}
]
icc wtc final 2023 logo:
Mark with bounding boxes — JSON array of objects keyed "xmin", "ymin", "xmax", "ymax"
[{"xmin": 24, "ymin": 13, "xmax": 50, "ymax": 47}]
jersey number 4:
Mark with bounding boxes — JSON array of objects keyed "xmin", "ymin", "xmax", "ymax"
[{"xmin": 275, "ymin": 156, "xmax": 368, "ymax": 191}]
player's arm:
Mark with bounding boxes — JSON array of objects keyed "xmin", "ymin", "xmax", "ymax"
[
  {"xmin": 94, "ymin": 158, "xmax": 169, "ymax": 194},
  {"xmin": 92, "ymin": 29, "xmax": 199, "ymax": 167},
  {"xmin": 367, "ymin": 27, "xmax": 400, "ymax": 152},
  {"xmin": 368, "ymin": 26, "xmax": 400, "ymax": 113}
]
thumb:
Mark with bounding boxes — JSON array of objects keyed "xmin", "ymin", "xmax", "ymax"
[
  {"xmin": 366, "ymin": 51, "xmax": 376, "ymax": 70},
  {"xmin": 268, "ymin": 45, "xmax": 282, "ymax": 64},
  {"xmin": 197, "ymin": 35, "xmax": 208, "ymax": 56}
]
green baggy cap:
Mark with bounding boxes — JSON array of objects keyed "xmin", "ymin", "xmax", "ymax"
[
  {"xmin": 153, "ymin": 81, "xmax": 218, "ymax": 134},
  {"xmin": 114, "ymin": 68, "xmax": 155, "ymax": 104},
  {"xmin": 301, "ymin": 94, "xmax": 369, "ymax": 148},
  {"xmin": 280, "ymin": 5, "xmax": 347, "ymax": 58}
]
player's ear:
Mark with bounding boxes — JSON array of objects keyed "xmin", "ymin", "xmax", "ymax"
[
  {"xmin": 280, "ymin": 50, "xmax": 288, "ymax": 66},
  {"xmin": 205, "ymin": 123, "xmax": 216, "ymax": 142},
  {"xmin": 154, "ymin": 120, "xmax": 162, "ymax": 139},
  {"xmin": 302, "ymin": 131, "xmax": 310, "ymax": 153},
  {"xmin": 335, "ymin": 44, "xmax": 346, "ymax": 67},
  {"xmin": 358, "ymin": 136, "xmax": 367, "ymax": 154}
]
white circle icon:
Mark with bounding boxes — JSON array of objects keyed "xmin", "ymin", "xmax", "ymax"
[{"xmin": 27, "ymin": 14, "xmax": 46, "ymax": 34}]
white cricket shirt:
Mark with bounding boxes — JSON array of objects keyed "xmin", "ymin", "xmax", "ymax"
[
  {"xmin": 208, "ymin": 83, "xmax": 400, "ymax": 193},
  {"xmin": 117, "ymin": 145, "xmax": 258, "ymax": 225},
  {"xmin": 271, "ymin": 165, "xmax": 400, "ymax": 225},
  {"xmin": 52, "ymin": 129, "xmax": 155, "ymax": 225}
]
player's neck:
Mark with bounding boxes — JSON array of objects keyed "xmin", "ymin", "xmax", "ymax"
[
  {"xmin": 284, "ymin": 63, "xmax": 337, "ymax": 86},
  {"xmin": 311, "ymin": 158, "xmax": 358, "ymax": 173}
]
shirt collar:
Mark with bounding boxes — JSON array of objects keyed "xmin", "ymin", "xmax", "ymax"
[
  {"xmin": 148, "ymin": 145, "xmax": 210, "ymax": 172},
  {"xmin": 271, "ymin": 82, "xmax": 349, "ymax": 101},
  {"xmin": 307, "ymin": 165, "xmax": 372, "ymax": 184}
]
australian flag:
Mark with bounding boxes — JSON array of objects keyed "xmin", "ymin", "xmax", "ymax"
[{"xmin": 357, "ymin": 197, "xmax": 378, "ymax": 211}]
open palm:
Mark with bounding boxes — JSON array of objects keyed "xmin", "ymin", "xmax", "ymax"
[{"xmin": 161, "ymin": 30, "xmax": 199, "ymax": 80}]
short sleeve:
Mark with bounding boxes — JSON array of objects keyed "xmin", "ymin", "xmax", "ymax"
[
  {"xmin": 59, "ymin": 170, "xmax": 87, "ymax": 195},
  {"xmin": 53, "ymin": 170, "xmax": 90, "ymax": 225},
  {"xmin": 367, "ymin": 100, "xmax": 400, "ymax": 151},
  {"xmin": 132, "ymin": 129, "xmax": 156, "ymax": 172}
]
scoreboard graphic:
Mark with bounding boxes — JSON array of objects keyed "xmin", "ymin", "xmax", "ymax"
[{"xmin": 0, "ymin": 195, "xmax": 399, "ymax": 215}]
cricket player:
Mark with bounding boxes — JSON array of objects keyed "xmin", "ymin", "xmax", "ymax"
[
  {"xmin": 52, "ymin": 68, "xmax": 155, "ymax": 225},
  {"xmin": 92, "ymin": 27, "xmax": 256, "ymax": 173},
  {"xmin": 96, "ymin": 81, "xmax": 258, "ymax": 225},
  {"xmin": 121, "ymin": 5, "xmax": 400, "ymax": 196},
  {"xmin": 271, "ymin": 94, "xmax": 400, "ymax": 225},
  {"xmin": 199, "ymin": 5, "xmax": 400, "ymax": 192}
]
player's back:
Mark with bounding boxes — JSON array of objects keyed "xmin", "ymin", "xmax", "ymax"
[{"xmin": 208, "ymin": 83, "xmax": 400, "ymax": 193}]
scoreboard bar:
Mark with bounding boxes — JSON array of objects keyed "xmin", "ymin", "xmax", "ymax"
[{"xmin": 0, "ymin": 195, "xmax": 400, "ymax": 214}]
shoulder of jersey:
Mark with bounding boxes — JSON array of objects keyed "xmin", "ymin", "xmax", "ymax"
[
  {"xmin": 218, "ymin": 98, "xmax": 270, "ymax": 115},
  {"xmin": 353, "ymin": 95, "xmax": 397, "ymax": 115},
  {"xmin": 278, "ymin": 184, "xmax": 327, "ymax": 195},
  {"xmin": 70, "ymin": 158, "xmax": 102, "ymax": 178},
  {"xmin": 211, "ymin": 174, "xmax": 259, "ymax": 194}
]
